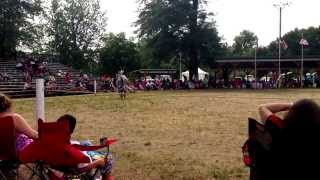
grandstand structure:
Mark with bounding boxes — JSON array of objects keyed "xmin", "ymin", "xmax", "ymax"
[{"xmin": 0, "ymin": 59, "xmax": 92, "ymax": 98}]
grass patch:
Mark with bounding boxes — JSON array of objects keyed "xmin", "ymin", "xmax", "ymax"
[{"xmin": 12, "ymin": 89, "xmax": 320, "ymax": 179}]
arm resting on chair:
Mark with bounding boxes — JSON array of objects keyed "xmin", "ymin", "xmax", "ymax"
[
  {"xmin": 71, "ymin": 139, "xmax": 117, "ymax": 151},
  {"xmin": 258, "ymin": 102, "xmax": 293, "ymax": 123}
]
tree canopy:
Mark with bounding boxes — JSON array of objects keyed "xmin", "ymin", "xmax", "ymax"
[
  {"xmin": 281, "ymin": 26, "xmax": 320, "ymax": 57},
  {"xmin": 47, "ymin": 0, "xmax": 106, "ymax": 69},
  {"xmin": 136, "ymin": 0, "xmax": 223, "ymax": 79},
  {"xmin": 0, "ymin": 0, "xmax": 42, "ymax": 57},
  {"xmin": 99, "ymin": 33, "xmax": 140, "ymax": 76},
  {"xmin": 1, "ymin": 0, "xmax": 320, "ymax": 76},
  {"xmin": 232, "ymin": 30, "xmax": 258, "ymax": 56}
]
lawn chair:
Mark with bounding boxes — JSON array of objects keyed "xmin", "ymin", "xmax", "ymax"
[
  {"xmin": 20, "ymin": 119, "xmax": 116, "ymax": 180},
  {"xmin": 0, "ymin": 116, "xmax": 54, "ymax": 180},
  {"xmin": 242, "ymin": 117, "xmax": 283, "ymax": 180},
  {"xmin": 0, "ymin": 116, "xmax": 20, "ymax": 179}
]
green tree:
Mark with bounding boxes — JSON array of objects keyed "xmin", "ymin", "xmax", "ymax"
[
  {"xmin": 48, "ymin": 0, "xmax": 106, "ymax": 69},
  {"xmin": 0, "ymin": 0, "xmax": 42, "ymax": 58},
  {"xmin": 136, "ymin": 0, "xmax": 222, "ymax": 80},
  {"xmin": 99, "ymin": 33, "xmax": 140, "ymax": 76},
  {"xmin": 232, "ymin": 30, "xmax": 258, "ymax": 56},
  {"xmin": 281, "ymin": 27, "xmax": 320, "ymax": 56}
]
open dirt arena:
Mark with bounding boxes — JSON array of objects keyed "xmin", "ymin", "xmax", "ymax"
[{"xmin": 14, "ymin": 89, "xmax": 320, "ymax": 179}]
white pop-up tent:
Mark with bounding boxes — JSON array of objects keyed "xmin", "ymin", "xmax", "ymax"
[{"xmin": 182, "ymin": 68, "xmax": 209, "ymax": 81}]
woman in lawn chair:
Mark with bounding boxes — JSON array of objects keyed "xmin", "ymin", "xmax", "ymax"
[
  {"xmin": 0, "ymin": 93, "xmax": 39, "ymax": 179},
  {"xmin": 243, "ymin": 99, "xmax": 320, "ymax": 180},
  {"xmin": 0, "ymin": 93, "xmax": 115, "ymax": 180},
  {"xmin": 19, "ymin": 114, "xmax": 115, "ymax": 180}
]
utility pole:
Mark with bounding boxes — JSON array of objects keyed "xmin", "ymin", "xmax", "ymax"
[
  {"xmin": 179, "ymin": 52, "xmax": 182, "ymax": 80},
  {"xmin": 254, "ymin": 39, "xmax": 258, "ymax": 89},
  {"xmin": 273, "ymin": 2, "xmax": 290, "ymax": 84}
]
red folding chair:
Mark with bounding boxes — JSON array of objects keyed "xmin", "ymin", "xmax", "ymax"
[
  {"xmin": 0, "ymin": 116, "xmax": 19, "ymax": 179},
  {"xmin": 19, "ymin": 119, "xmax": 116, "ymax": 180}
]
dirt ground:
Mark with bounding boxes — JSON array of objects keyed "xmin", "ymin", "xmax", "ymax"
[{"xmin": 13, "ymin": 89, "xmax": 320, "ymax": 179}]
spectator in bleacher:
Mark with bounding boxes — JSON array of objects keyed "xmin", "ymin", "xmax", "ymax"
[
  {"xmin": 83, "ymin": 73, "xmax": 89, "ymax": 83},
  {"xmin": 75, "ymin": 77, "xmax": 86, "ymax": 91},
  {"xmin": 57, "ymin": 70, "xmax": 63, "ymax": 78},
  {"xmin": 46, "ymin": 73, "xmax": 57, "ymax": 91},
  {"xmin": 38, "ymin": 61, "xmax": 47, "ymax": 77},
  {"xmin": 23, "ymin": 71, "xmax": 32, "ymax": 83},
  {"xmin": 23, "ymin": 82, "xmax": 32, "ymax": 90},
  {"xmin": 2, "ymin": 72, "xmax": 9, "ymax": 82},
  {"xmin": 16, "ymin": 62, "xmax": 23, "ymax": 70},
  {"xmin": 65, "ymin": 69, "xmax": 72, "ymax": 84}
]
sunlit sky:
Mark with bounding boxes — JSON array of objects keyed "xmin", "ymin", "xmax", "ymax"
[{"xmin": 101, "ymin": 0, "xmax": 320, "ymax": 46}]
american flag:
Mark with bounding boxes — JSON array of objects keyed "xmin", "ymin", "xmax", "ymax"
[
  {"xmin": 281, "ymin": 40, "xmax": 288, "ymax": 50},
  {"xmin": 299, "ymin": 38, "xmax": 309, "ymax": 46}
]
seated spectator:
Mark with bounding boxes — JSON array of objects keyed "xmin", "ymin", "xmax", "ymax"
[
  {"xmin": 146, "ymin": 80, "xmax": 153, "ymax": 90},
  {"xmin": 188, "ymin": 80, "xmax": 195, "ymax": 89},
  {"xmin": 57, "ymin": 70, "xmax": 64, "ymax": 78},
  {"xmin": 16, "ymin": 62, "xmax": 23, "ymax": 70},
  {"xmin": 65, "ymin": 71, "xmax": 72, "ymax": 84},
  {"xmin": 0, "ymin": 93, "xmax": 38, "ymax": 155},
  {"xmin": 24, "ymin": 82, "xmax": 32, "ymax": 90},
  {"xmin": 56, "ymin": 114, "xmax": 113, "ymax": 180},
  {"xmin": 2, "ymin": 72, "xmax": 9, "ymax": 82},
  {"xmin": 250, "ymin": 99, "xmax": 320, "ymax": 179},
  {"xmin": 23, "ymin": 71, "xmax": 32, "ymax": 84},
  {"xmin": 75, "ymin": 78, "xmax": 86, "ymax": 91},
  {"xmin": 38, "ymin": 62, "xmax": 47, "ymax": 77},
  {"xmin": 46, "ymin": 73, "xmax": 57, "ymax": 91},
  {"xmin": 83, "ymin": 73, "xmax": 89, "ymax": 83},
  {"xmin": 203, "ymin": 76, "xmax": 209, "ymax": 88}
]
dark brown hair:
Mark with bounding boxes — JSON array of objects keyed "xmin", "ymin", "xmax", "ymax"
[
  {"xmin": 57, "ymin": 114, "xmax": 77, "ymax": 134},
  {"xmin": 272, "ymin": 99, "xmax": 320, "ymax": 178},
  {"xmin": 0, "ymin": 93, "xmax": 12, "ymax": 113},
  {"xmin": 283, "ymin": 99, "xmax": 320, "ymax": 132}
]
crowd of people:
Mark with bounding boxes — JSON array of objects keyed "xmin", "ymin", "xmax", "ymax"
[
  {"xmin": 115, "ymin": 72, "xmax": 320, "ymax": 91},
  {"xmin": 16, "ymin": 55, "xmax": 49, "ymax": 90},
  {"xmin": 5, "ymin": 57, "xmax": 320, "ymax": 94},
  {"xmin": 12, "ymin": 55, "xmax": 93, "ymax": 92},
  {"xmin": 100, "ymin": 74, "xmax": 211, "ymax": 92}
]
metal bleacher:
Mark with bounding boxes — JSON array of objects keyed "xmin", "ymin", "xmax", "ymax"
[{"xmin": 0, "ymin": 59, "xmax": 93, "ymax": 98}]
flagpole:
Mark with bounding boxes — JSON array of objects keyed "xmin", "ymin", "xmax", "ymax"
[
  {"xmin": 301, "ymin": 34, "xmax": 304, "ymax": 88},
  {"xmin": 254, "ymin": 40, "xmax": 258, "ymax": 89},
  {"xmin": 274, "ymin": 2, "xmax": 290, "ymax": 88},
  {"xmin": 278, "ymin": 7, "xmax": 282, "ymax": 82}
]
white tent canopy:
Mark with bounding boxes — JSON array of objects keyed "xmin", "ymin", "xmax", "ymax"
[{"xmin": 182, "ymin": 68, "xmax": 209, "ymax": 81}]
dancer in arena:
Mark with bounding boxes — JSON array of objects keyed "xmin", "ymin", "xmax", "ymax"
[{"xmin": 116, "ymin": 70, "xmax": 128, "ymax": 100}]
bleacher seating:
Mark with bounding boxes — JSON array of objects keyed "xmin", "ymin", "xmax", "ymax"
[{"xmin": 0, "ymin": 59, "xmax": 93, "ymax": 98}]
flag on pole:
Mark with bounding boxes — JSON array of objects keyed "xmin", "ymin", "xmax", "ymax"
[
  {"xmin": 299, "ymin": 38, "xmax": 309, "ymax": 46},
  {"xmin": 281, "ymin": 40, "xmax": 288, "ymax": 50}
]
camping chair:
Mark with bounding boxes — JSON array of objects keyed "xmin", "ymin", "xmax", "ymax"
[
  {"xmin": 242, "ymin": 117, "xmax": 283, "ymax": 180},
  {"xmin": 0, "ymin": 116, "xmax": 20, "ymax": 179},
  {"xmin": 20, "ymin": 119, "xmax": 116, "ymax": 180},
  {"xmin": 0, "ymin": 116, "xmax": 56, "ymax": 180}
]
